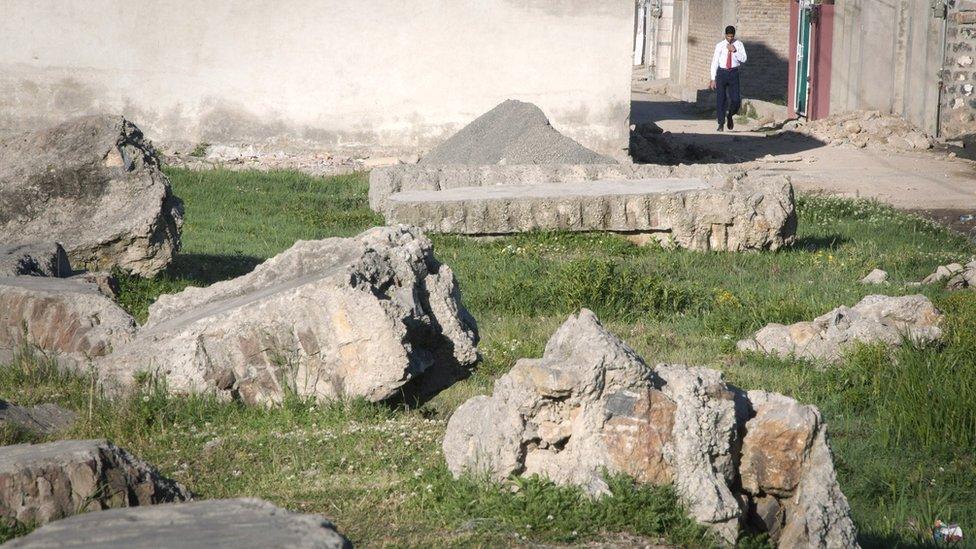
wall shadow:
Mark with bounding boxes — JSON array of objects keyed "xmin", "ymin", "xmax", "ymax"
[{"xmin": 736, "ymin": 42, "xmax": 790, "ymax": 103}]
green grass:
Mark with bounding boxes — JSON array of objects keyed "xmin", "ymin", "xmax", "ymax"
[{"xmin": 3, "ymin": 167, "xmax": 976, "ymax": 547}]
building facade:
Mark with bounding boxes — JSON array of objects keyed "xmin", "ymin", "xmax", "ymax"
[
  {"xmin": 0, "ymin": 0, "xmax": 635, "ymax": 158},
  {"xmin": 789, "ymin": 0, "xmax": 975, "ymax": 140}
]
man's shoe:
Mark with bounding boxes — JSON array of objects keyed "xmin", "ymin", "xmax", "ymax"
[
  {"xmin": 727, "ymin": 113, "xmax": 735, "ymax": 130},
  {"xmin": 717, "ymin": 124, "xmax": 724, "ymax": 132}
]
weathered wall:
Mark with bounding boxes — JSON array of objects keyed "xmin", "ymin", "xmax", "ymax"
[
  {"xmin": 0, "ymin": 0, "xmax": 633, "ymax": 158},
  {"xmin": 735, "ymin": 0, "xmax": 791, "ymax": 101},
  {"xmin": 829, "ymin": 0, "xmax": 944, "ymax": 135},
  {"xmin": 943, "ymin": 0, "xmax": 976, "ymax": 139}
]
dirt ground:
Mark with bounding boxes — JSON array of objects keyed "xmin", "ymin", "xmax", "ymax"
[{"xmin": 631, "ymin": 91, "xmax": 976, "ymax": 226}]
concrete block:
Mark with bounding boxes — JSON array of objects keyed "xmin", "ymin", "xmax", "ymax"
[
  {"xmin": 4, "ymin": 498, "xmax": 351, "ymax": 548},
  {"xmin": 383, "ymin": 176, "xmax": 796, "ymax": 252},
  {"xmin": 368, "ymin": 163, "xmax": 739, "ymax": 213}
]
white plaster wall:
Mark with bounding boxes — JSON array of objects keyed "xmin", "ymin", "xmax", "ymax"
[{"xmin": 0, "ymin": 0, "xmax": 633, "ymax": 158}]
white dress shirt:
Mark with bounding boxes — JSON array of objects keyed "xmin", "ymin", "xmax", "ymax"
[{"xmin": 710, "ymin": 40, "xmax": 747, "ymax": 79}]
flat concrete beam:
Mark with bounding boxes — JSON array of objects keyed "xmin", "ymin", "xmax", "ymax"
[{"xmin": 384, "ymin": 176, "xmax": 797, "ymax": 252}]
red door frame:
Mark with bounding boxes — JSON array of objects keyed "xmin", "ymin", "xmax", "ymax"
[{"xmin": 788, "ymin": 1, "xmax": 834, "ymax": 120}]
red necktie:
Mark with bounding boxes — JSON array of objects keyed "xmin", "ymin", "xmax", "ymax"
[{"xmin": 726, "ymin": 47, "xmax": 733, "ymax": 69}]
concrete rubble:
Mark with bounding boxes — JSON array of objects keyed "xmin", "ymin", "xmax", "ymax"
[
  {"xmin": 419, "ymin": 99, "xmax": 612, "ymax": 165},
  {"xmin": 860, "ymin": 269, "xmax": 888, "ymax": 285},
  {"xmin": 922, "ymin": 260, "xmax": 976, "ymax": 290},
  {"xmin": 0, "ymin": 276, "xmax": 137, "ymax": 368},
  {"xmin": 443, "ymin": 310, "xmax": 858, "ymax": 547},
  {"xmin": 94, "ymin": 226, "xmax": 478, "ymax": 406},
  {"xmin": 3, "ymin": 498, "xmax": 351, "ymax": 549},
  {"xmin": 737, "ymin": 294, "xmax": 943, "ymax": 363},
  {"xmin": 0, "ymin": 115, "xmax": 184, "ymax": 277},
  {"xmin": 0, "ymin": 439, "xmax": 190, "ymax": 527},
  {"xmin": 0, "ymin": 399, "xmax": 76, "ymax": 435},
  {"xmin": 788, "ymin": 111, "xmax": 934, "ymax": 151}
]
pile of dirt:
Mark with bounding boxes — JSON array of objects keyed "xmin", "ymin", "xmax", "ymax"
[
  {"xmin": 419, "ymin": 100, "xmax": 613, "ymax": 165},
  {"xmin": 787, "ymin": 111, "xmax": 934, "ymax": 151},
  {"xmin": 629, "ymin": 122, "xmax": 723, "ymax": 165}
]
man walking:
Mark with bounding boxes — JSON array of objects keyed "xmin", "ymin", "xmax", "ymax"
[{"xmin": 709, "ymin": 25, "xmax": 747, "ymax": 132}]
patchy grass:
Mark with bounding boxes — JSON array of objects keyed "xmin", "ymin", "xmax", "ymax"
[{"xmin": 2, "ymin": 167, "xmax": 975, "ymax": 547}]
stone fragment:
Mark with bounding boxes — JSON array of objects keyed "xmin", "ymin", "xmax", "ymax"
[
  {"xmin": 0, "ymin": 115, "xmax": 183, "ymax": 277},
  {"xmin": 0, "ymin": 439, "xmax": 189, "ymax": 527},
  {"xmin": 860, "ymin": 269, "xmax": 888, "ymax": 284},
  {"xmin": 742, "ymin": 392, "xmax": 859, "ymax": 547},
  {"xmin": 0, "ymin": 399, "xmax": 76, "ymax": 435},
  {"xmin": 0, "ymin": 276, "xmax": 137, "ymax": 368},
  {"xmin": 922, "ymin": 260, "xmax": 976, "ymax": 290},
  {"xmin": 3, "ymin": 498, "xmax": 351, "ymax": 549},
  {"xmin": 95, "ymin": 226, "xmax": 478, "ymax": 406},
  {"xmin": 419, "ymin": 100, "xmax": 612, "ymax": 165},
  {"xmin": 443, "ymin": 310, "xmax": 859, "ymax": 545},
  {"xmin": 737, "ymin": 294, "xmax": 942, "ymax": 363},
  {"xmin": 381, "ymin": 175, "xmax": 796, "ymax": 252},
  {"xmin": 740, "ymin": 398, "xmax": 818, "ymax": 497},
  {"xmin": 905, "ymin": 131, "xmax": 933, "ymax": 150},
  {"xmin": 0, "ymin": 243, "xmax": 71, "ymax": 277}
]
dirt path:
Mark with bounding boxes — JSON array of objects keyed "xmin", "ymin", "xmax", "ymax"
[{"xmin": 631, "ymin": 91, "xmax": 976, "ymax": 212}]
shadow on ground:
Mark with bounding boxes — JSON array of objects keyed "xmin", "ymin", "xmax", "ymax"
[
  {"xmin": 792, "ymin": 234, "xmax": 851, "ymax": 252},
  {"xmin": 166, "ymin": 253, "xmax": 263, "ymax": 286},
  {"xmin": 629, "ymin": 99, "xmax": 828, "ymax": 164}
]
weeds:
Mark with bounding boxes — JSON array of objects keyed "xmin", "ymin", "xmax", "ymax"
[{"xmin": 3, "ymin": 170, "xmax": 975, "ymax": 546}]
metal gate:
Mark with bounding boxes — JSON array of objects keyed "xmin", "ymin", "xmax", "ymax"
[{"xmin": 794, "ymin": 2, "xmax": 813, "ymax": 116}]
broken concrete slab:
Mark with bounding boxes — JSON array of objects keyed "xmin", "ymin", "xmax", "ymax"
[
  {"xmin": 419, "ymin": 100, "xmax": 612, "ymax": 166},
  {"xmin": 3, "ymin": 498, "xmax": 351, "ymax": 549},
  {"xmin": 382, "ymin": 176, "xmax": 797, "ymax": 252},
  {"xmin": 443, "ymin": 310, "xmax": 858, "ymax": 545},
  {"xmin": 737, "ymin": 294, "xmax": 943, "ymax": 363},
  {"xmin": 368, "ymin": 163, "xmax": 737, "ymax": 212},
  {"xmin": 0, "ymin": 276, "xmax": 137, "ymax": 368},
  {"xmin": 0, "ymin": 439, "xmax": 190, "ymax": 527},
  {"xmin": 0, "ymin": 115, "xmax": 184, "ymax": 277},
  {"xmin": 0, "ymin": 243, "xmax": 71, "ymax": 277},
  {"xmin": 922, "ymin": 260, "xmax": 976, "ymax": 290},
  {"xmin": 0, "ymin": 399, "xmax": 76, "ymax": 435},
  {"xmin": 95, "ymin": 226, "xmax": 478, "ymax": 406}
]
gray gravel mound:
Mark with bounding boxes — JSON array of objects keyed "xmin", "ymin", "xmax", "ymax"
[{"xmin": 420, "ymin": 100, "xmax": 613, "ymax": 165}]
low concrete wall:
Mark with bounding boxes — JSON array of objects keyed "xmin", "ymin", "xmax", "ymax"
[{"xmin": 0, "ymin": 0, "xmax": 633, "ymax": 158}]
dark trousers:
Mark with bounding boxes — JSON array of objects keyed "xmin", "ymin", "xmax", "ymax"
[{"xmin": 716, "ymin": 67, "xmax": 741, "ymax": 126}]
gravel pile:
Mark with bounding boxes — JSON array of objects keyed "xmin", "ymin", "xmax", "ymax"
[{"xmin": 420, "ymin": 99, "xmax": 613, "ymax": 165}]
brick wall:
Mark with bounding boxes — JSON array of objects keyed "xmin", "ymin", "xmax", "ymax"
[
  {"xmin": 942, "ymin": 0, "xmax": 976, "ymax": 139},
  {"xmin": 686, "ymin": 0, "xmax": 725, "ymax": 87},
  {"xmin": 735, "ymin": 0, "xmax": 791, "ymax": 101},
  {"xmin": 683, "ymin": 0, "xmax": 791, "ymax": 100}
]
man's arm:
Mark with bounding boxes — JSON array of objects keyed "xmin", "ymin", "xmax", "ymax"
[{"xmin": 734, "ymin": 41, "xmax": 747, "ymax": 64}]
